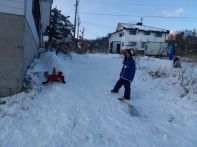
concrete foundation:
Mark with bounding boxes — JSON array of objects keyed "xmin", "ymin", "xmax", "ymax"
[{"xmin": 0, "ymin": 13, "xmax": 39, "ymax": 97}]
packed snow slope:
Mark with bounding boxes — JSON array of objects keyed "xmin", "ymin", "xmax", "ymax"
[{"xmin": 0, "ymin": 52, "xmax": 197, "ymax": 147}]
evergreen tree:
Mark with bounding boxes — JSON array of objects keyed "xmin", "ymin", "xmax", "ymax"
[{"xmin": 46, "ymin": 8, "xmax": 74, "ymax": 48}]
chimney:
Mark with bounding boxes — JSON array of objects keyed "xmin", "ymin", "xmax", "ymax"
[
  {"xmin": 136, "ymin": 22, "xmax": 142, "ymax": 25},
  {"xmin": 136, "ymin": 17, "xmax": 143, "ymax": 25}
]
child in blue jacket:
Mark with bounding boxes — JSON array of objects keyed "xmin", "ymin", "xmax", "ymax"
[{"xmin": 111, "ymin": 49, "xmax": 136, "ymax": 100}]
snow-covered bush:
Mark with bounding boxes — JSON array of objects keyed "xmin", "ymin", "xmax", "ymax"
[
  {"xmin": 178, "ymin": 63, "xmax": 197, "ymax": 98},
  {"xmin": 148, "ymin": 69, "xmax": 167, "ymax": 79}
]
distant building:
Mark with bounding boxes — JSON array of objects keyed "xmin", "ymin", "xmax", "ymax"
[
  {"xmin": 0, "ymin": 0, "xmax": 53, "ymax": 97},
  {"xmin": 109, "ymin": 22, "xmax": 169, "ymax": 54}
]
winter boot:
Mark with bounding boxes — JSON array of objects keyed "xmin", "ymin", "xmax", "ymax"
[{"xmin": 111, "ymin": 90, "xmax": 118, "ymax": 93}]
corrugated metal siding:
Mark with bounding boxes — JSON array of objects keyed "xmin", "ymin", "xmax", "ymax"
[
  {"xmin": 0, "ymin": 0, "xmax": 25, "ymax": 15},
  {"xmin": 25, "ymin": 0, "xmax": 39, "ymax": 45}
]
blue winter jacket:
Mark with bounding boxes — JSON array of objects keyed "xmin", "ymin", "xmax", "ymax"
[{"xmin": 120, "ymin": 57, "xmax": 136, "ymax": 82}]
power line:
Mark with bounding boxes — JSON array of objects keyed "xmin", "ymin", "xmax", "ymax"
[
  {"xmin": 81, "ymin": 21, "xmax": 197, "ymax": 34},
  {"xmin": 81, "ymin": 1, "xmax": 197, "ymax": 7},
  {"xmin": 65, "ymin": 7, "xmax": 74, "ymax": 16},
  {"xmin": 82, "ymin": 21, "xmax": 113, "ymax": 29},
  {"xmin": 81, "ymin": 12, "xmax": 197, "ymax": 19},
  {"xmin": 84, "ymin": 29, "xmax": 101, "ymax": 38},
  {"xmin": 81, "ymin": 21, "xmax": 115, "ymax": 38}
]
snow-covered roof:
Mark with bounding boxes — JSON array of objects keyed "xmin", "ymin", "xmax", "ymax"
[{"xmin": 117, "ymin": 23, "xmax": 169, "ymax": 33}]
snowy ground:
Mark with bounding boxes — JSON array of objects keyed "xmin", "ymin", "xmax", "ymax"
[{"xmin": 0, "ymin": 51, "xmax": 197, "ymax": 147}]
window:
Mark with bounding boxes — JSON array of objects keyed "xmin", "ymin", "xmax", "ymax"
[
  {"xmin": 143, "ymin": 31, "xmax": 150, "ymax": 35},
  {"xmin": 129, "ymin": 30, "xmax": 136, "ymax": 35},
  {"xmin": 128, "ymin": 42, "xmax": 136, "ymax": 46},
  {"xmin": 119, "ymin": 32, "xmax": 124, "ymax": 37},
  {"xmin": 122, "ymin": 42, "xmax": 124, "ymax": 47},
  {"xmin": 141, "ymin": 42, "xmax": 146, "ymax": 48},
  {"xmin": 155, "ymin": 32, "xmax": 162, "ymax": 37}
]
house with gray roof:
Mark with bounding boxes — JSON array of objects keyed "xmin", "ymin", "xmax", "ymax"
[{"xmin": 109, "ymin": 22, "xmax": 169, "ymax": 54}]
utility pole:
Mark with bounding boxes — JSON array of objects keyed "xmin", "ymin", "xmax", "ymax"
[
  {"xmin": 81, "ymin": 27, "xmax": 85, "ymax": 39},
  {"xmin": 74, "ymin": 0, "xmax": 79, "ymax": 39},
  {"xmin": 77, "ymin": 17, "xmax": 80, "ymax": 39}
]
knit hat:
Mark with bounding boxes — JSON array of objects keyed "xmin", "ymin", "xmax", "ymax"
[{"xmin": 125, "ymin": 49, "xmax": 134, "ymax": 56}]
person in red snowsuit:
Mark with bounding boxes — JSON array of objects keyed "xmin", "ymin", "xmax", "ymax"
[{"xmin": 42, "ymin": 71, "xmax": 66, "ymax": 84}]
